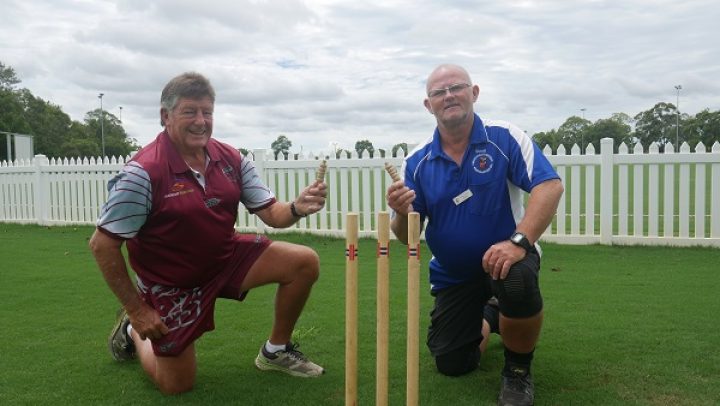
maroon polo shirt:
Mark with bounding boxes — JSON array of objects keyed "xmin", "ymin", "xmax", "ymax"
[{"xmin": 123, "ymin": 131, "xmax": 273, "ymax": 287}]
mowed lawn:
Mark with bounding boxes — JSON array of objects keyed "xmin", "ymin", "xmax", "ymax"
[{"xmin": 0, "ymin": 223, "xmax": 718, "ymax": 405}]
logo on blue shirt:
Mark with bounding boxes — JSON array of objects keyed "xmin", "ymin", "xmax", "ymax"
[{"xmin": 472, "ymin": 153, "xmax": 494, "ymax": 174}]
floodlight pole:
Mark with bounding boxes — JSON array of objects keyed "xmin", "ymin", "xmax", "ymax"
[
  {"xmin": 674, "ymin": 85, "xmax": 682, "ymax": 152},
  {"xmin": 98, "ymin": 93, "xmax": 105, "ymax": 157},
  {"xmin": 580, "ymin": 108, "xmax": 586, "ymax": 154}
]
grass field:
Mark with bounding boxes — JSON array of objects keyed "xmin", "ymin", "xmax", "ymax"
[{"xmin": 1, "ymin": 224, "xmax": 719, "ymax": 405}]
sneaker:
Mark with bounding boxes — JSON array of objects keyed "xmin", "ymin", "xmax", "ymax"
[
  {"xmin": 254, "ymin": 342, "xmax": 325, "ymax": 377},
  {"xmin": 498, "ymin": 366, "xmax": 534, "ymax": 406},
  {"xmin": 108, "ymin": 308, "xmax": 135, "ymax": 361}
]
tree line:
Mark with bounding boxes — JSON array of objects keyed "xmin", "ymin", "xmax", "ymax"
[
  {"xmin": 264, "ymin": 107, "xmax": 719, "ymax": 160},
  {"xmin": 532, "ymin": 105, "xmax": 720, "ymax": 154},
  {"xmin": 2, "ymin": 60, "xmax": 718, "ymax": 162},
  {"xmin": 0, "ymin": 62, "xmax": 138, "ymax": 161},
  {"xmin": 260, "ymin": 135, "xmax": 409, "ymax": 160}
]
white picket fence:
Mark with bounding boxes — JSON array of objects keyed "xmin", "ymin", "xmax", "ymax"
[{"xmin": 1, "ymin": 138, "xmax": 719, "ymax": 247}]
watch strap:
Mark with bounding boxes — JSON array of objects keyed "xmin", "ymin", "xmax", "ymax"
[{"xmin": 290, "ymin": 202, "xmax": 306, "ymax": 218}]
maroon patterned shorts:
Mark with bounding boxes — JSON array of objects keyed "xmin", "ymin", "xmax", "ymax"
[{"xmin": 137, "ymin": 234, "xmax": 271, "ymax": 356}]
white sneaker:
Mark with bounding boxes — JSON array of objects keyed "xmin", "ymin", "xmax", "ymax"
[{"xmin": 254, "ymin": 342, "xmax": 325, "ymax": 377}]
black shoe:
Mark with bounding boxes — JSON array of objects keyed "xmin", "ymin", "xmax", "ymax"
[{"xmin": 498, "ymin": 366, "xmax": 534, "ymax": 406}]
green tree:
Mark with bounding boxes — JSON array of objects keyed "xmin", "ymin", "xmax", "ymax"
[
  {"xmin": 584, "ymin": 118, "xmax": 632, "ymax": 153},
  {"xmin": 0, "ymin": 63, "xmax": 30, "ymax": 161},
  {"xmin": 354, "ymin": 139, "xmax": 375, "ymax": 158},
  {"xmin": 633, "ymin": 102, "xmax": 680, "ymax": 151},
  {"xmin": 18, "ymin": 89, "xmax": 74, "ymax": 157},
  {"xmin": 335, "ymin": 148, "xmax": 351, "ymax": 159},
  {"xmin": 0, "ymin": 62, "xmax": 20, "ymax": 91},
  {"xmin": 391, "ymin": 143, "xmax": 408, "ymax": 157},
  {"xmin": 0, "ymin": 90, "xmax": 30, "ymax": 133},
  {"xmin": 557, "ymin": 115, "xmax": 590, "ymax": 152},
  {"xmin": 83, "ymin": 109, "xmax": 137, "ymax": 158},
  {"xmin": 682, "ymin": 109, "xmax": 720, "ymax": 152},
  {"xmin": 532, "ymin": 129, "xmax": 563, "ymax": 153},
  {"xmin": 271, "ymin": 135, "xmax": 292, "ymax": 159},
  {"xmin": 609, "ymin": 112, "xmax": 635, "ymax": 128},
  {"xmin": 60, "ymin": 133, "xmax": 101, "ymax": 158}
]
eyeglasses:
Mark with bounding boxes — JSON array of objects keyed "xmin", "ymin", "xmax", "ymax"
[{"xmin": 427, "ymin": 83, "xmax": 471, "ymax": 99}]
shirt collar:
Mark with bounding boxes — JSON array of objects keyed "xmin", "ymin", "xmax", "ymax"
[
  {"xmin": 159, "ymin": 130, "xmax": 219, "ymax": 174},
  {"xmin": 428, "ymin": 114, "xmax": 488, "ymax": 160}
]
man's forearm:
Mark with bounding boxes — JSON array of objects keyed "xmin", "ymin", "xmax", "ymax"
[
  {"xmin": 90, "ymin": 232, "xmax": 144, "ymax": 312},
  {"xmin": 97, "ymin": 252, "xmax": 144, "ymax": 310},
  {"xmin": 517, "ymin": 179, "xmax": 564, "ymax": 243}
]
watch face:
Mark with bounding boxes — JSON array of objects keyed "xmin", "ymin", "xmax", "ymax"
[{"xmin": 511, "ymin": 233, "xmax": 523, "ymax": 243}]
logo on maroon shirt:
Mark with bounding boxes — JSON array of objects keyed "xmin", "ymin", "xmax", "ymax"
[
  {"xmin": 222, "ymin": 165, "xmax": 240, "ymax": 183},
  {"xmin": 205, "ymin": 198, "xmax": 221, "ymax": 208},
  {"xmin": 164, "ymin": 181, "xmax": 195, "ymax": 199}
]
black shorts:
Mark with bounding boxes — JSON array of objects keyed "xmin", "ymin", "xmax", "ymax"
[{"xmin": 426, "ymin": 278, "xmax": 493, "ymax": 357}]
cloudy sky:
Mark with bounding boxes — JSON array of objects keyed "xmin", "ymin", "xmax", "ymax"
[{"xmin": 2, "ymin": 0, "xmax": 718, "ymax": 155}]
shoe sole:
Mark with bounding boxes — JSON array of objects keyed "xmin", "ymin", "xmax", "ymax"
[
  {"xmin": 254, "ymin": 355, "xmax": 324, "ymax": 378},
  {"xmin": 108, "ymin": 309, "xmax": 133, "ymax": 361}
]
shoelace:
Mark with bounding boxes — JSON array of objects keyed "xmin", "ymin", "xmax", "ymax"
[
  {"xmin": 282, "ymin": 343, "xmax": 308, "ymax": 361},
  {"xmin": 505, "ymin": 372, "xmax": 531, "ymax": 394}
]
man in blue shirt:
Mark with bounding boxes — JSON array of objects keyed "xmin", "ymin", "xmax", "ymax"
[{"xmin": 387, "ymin": 64, "xmax": 563, "ymax": 406}]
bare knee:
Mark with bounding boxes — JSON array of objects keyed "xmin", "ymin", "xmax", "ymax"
[
  {"xmin": 295, "ymin": 246, "xmax": 320, "ymax": 283},
  {"xmin": 157, "ymin": 378, "xmax": 194, "ymax": 395},
  {"xmin": 242, "ymin": 242, "xmax": 321, "ymax": 290},
  {"xmin": 151, "ymin": 346, "xmax": 196, "ymax": 395}
]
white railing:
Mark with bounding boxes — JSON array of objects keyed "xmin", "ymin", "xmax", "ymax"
[{"xmin": 1, "ymin": 138, "xmax": 719, "ymax": 247}]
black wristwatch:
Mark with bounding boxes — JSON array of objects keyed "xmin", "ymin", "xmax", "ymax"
[
  {"xmin": 290, "ymin": 202, "xmax": 306, "ymax": 218},
  {"xmin": 510, "ymin": 232, "xmax": 532, "ymax": 252}
]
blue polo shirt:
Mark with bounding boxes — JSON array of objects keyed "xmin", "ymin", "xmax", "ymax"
[{"xmin": 403, "ymin": 114, "xmax": 559, "ymax": 291}]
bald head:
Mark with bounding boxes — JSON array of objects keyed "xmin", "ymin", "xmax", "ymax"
[{"xmin": 426, "ymin": 64, "xmax": 472, "ymax": 94}]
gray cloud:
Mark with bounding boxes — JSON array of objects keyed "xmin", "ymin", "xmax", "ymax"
[{"xmin": 1, "ymin": 0, "xmax": 718, "ymax": 155}]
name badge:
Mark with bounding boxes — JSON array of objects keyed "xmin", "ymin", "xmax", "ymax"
[{"xmin": 453, "ymin": 189, "xmax": 473, "ymax": 205}]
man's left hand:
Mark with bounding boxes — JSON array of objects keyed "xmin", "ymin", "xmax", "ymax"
[
  {"xmin": 482, "ymin": 241, "xmax": 527, "ymax": 280},
  {"xmin": 294, "ymin": 180, "xmax": 327, "ymax": 216}
]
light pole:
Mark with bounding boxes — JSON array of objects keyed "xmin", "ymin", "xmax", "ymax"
[
  {"xmin": 580, "ymin": 108, "xmax": 586, "ymax": 154},
  {"xmin": 674, "ymin": 85, "xmax": 682, "ymax": 152},
  {"xmin": 119, "ymin": 106, "xmax": 123, "ymax": 122},
  {"xmin": 98, "ymin": 93, "xmax": 105, "ymax": 157}
]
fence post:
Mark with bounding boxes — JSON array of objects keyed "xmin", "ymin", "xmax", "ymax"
[
  {"xmin": 33, "ymin": 154, "xmax": 50, "ymax": 225},
  {"xmin": 600, "ymin": 138, "xmax": 614, "ymax": 244}
]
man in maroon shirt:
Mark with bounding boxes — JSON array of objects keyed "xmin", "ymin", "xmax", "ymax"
[{"xmin": 89, "ymin": 72, "xmax": 327, "ymax": 394}]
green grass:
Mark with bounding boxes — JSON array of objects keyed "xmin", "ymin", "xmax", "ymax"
[{"xmin": 1, "ymin": 224, "xmax": 719, "ymax": 405}]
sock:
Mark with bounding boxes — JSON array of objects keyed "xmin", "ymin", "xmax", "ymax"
[
  {"xmin": 126, "ymin": 323, "xmax": 133, "ymax": 338},
  {"xmin": 483, "ymin": 304, "xmax": 500, "ymax": 334},
  {"xmin": 265, "ymin": 340, "xmax": 287, "ymax": 353},
  {"xmin": 504, "ymin": 347, "xmax": 534, "ymax": 375}
]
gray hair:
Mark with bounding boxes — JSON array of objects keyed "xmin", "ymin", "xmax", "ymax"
[{"xmin": 160, "ymin": 72, "xmax": 216, "ymax": 126}]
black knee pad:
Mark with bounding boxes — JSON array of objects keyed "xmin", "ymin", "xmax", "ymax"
[
  {"xmin": 434, "ymin": 342, "xmax": 480, "ymax": 377},
  {"xmin": 492, "ymin": 254, "xmax": 543, "ymax": 318}
]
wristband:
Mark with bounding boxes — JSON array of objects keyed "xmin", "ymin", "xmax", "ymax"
[{"xmin": 290, "ymin": 202, "xmax": 306, "ymax": 218}]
